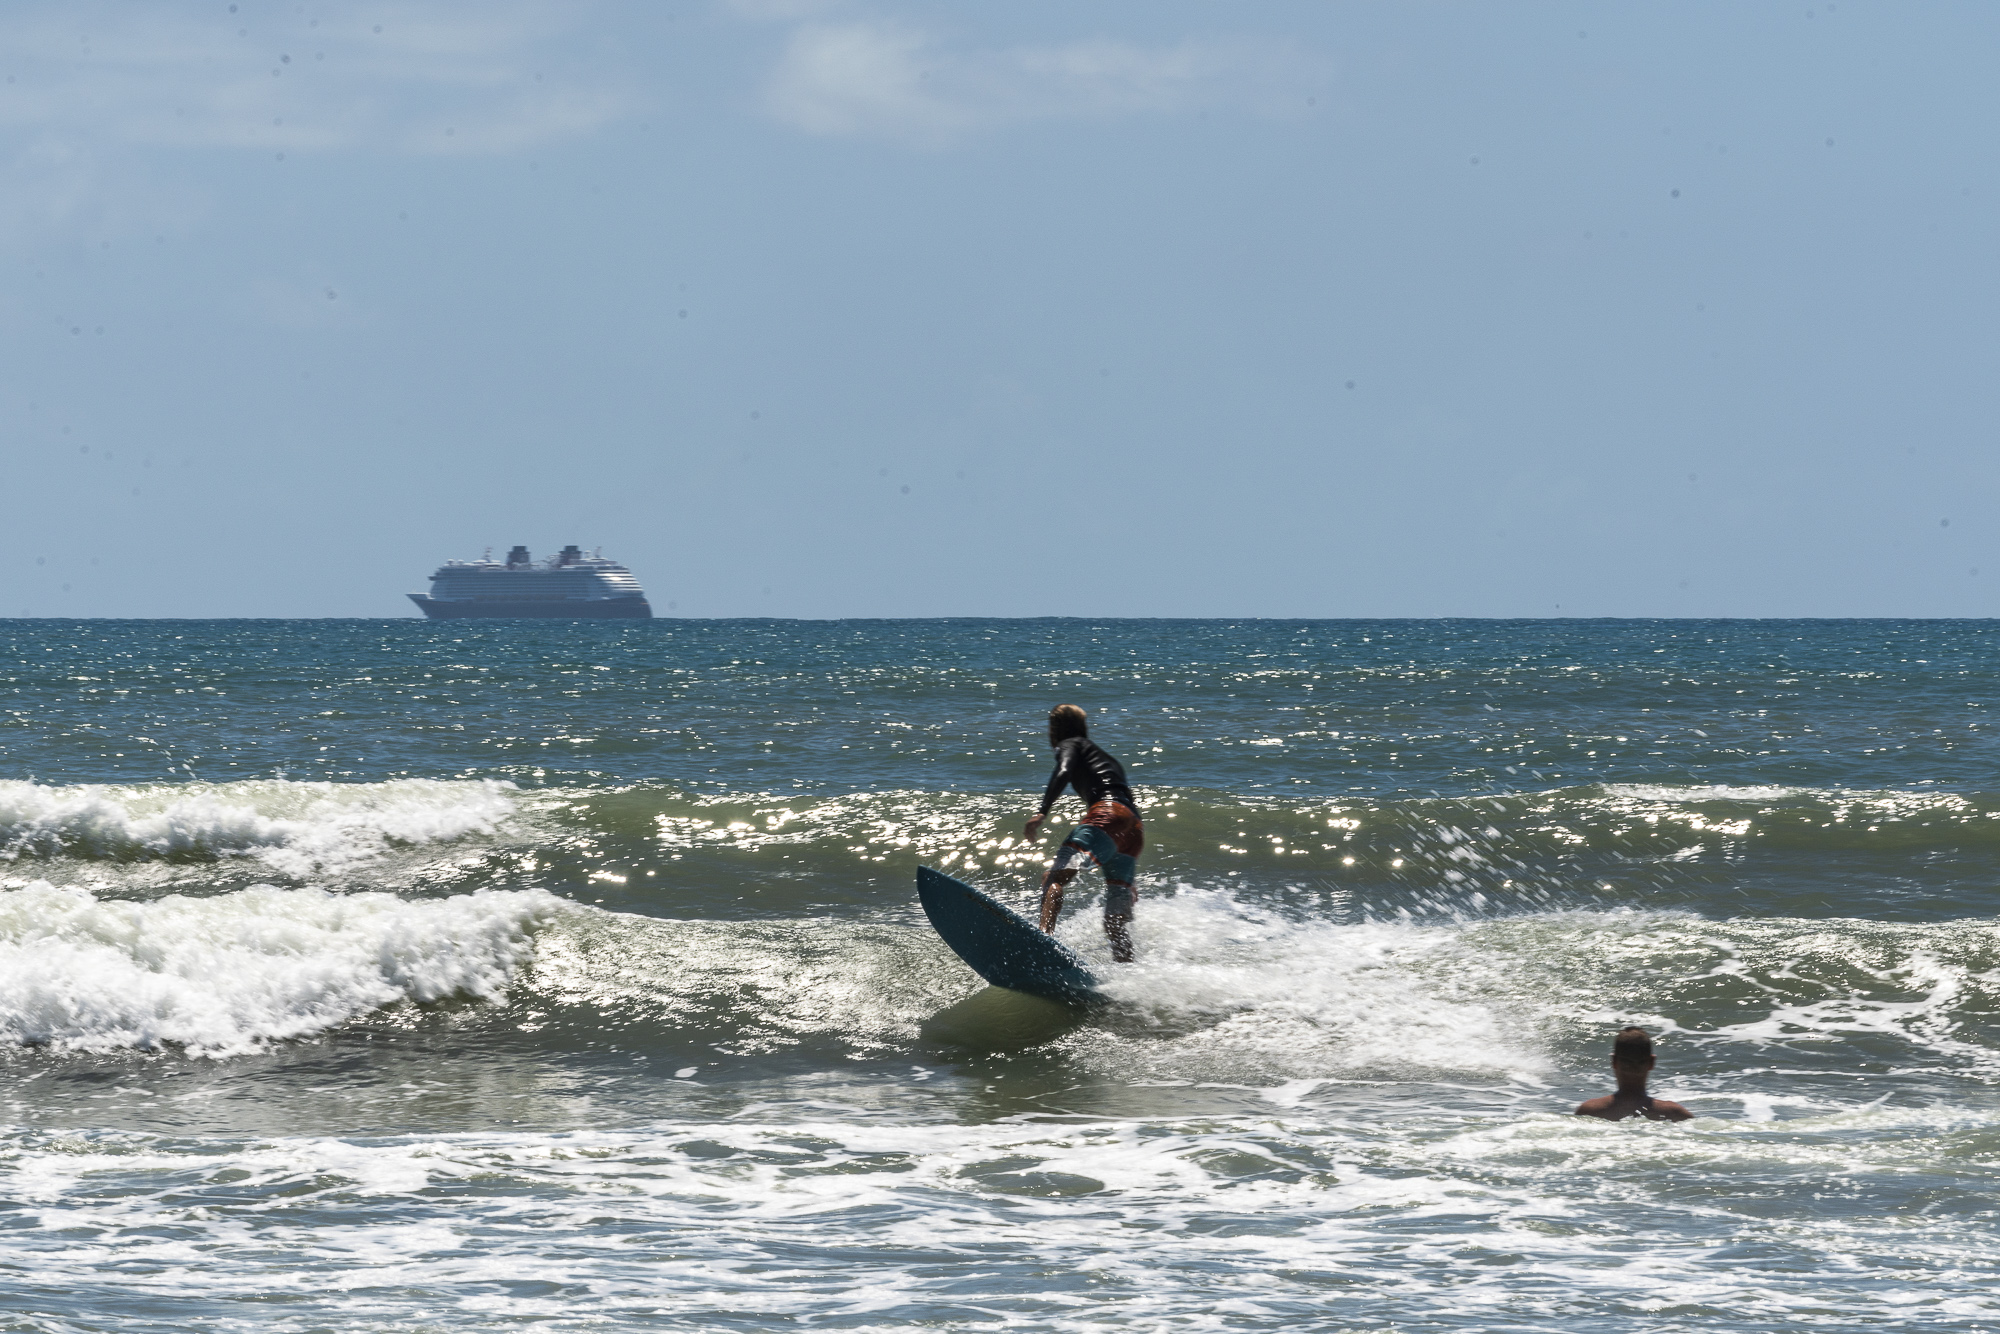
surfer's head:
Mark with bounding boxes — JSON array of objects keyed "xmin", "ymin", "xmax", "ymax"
[
  {"xmin": 1612, "ymin": 1026, "xmax": 1655, "ymax": 1073},
  {"xmin": 1048, "ymin": 704, "xmax": 1088, "ymax": 744}
]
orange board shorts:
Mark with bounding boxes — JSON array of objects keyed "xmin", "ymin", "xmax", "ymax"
[{"xmin": 1059, "ymin": 800, "xmax": 1144, "ymax": 915}]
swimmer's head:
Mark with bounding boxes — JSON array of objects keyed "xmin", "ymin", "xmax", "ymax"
[
  {"xmin": 1612, "ymin": 1026, "xmax": 1656, "ymax": 1071},
  {"xmin": 1048, "ymin": 704, "xmax": 1088, "ymax": 743}
]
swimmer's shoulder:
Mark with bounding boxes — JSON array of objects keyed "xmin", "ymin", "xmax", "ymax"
[{"xmin": 1573, "ymin": 1094, "xmax": 1694, "ymax": 1122}]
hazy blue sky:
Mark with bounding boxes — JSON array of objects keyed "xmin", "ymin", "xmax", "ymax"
[{"xmin": 4, "ymin": 1, "xmax": 1996, "ymax": 617}]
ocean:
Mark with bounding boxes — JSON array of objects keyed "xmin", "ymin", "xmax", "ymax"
[{"xmin": 4, "ymin": 618, "xmax": 1998, "ymax": 1332}]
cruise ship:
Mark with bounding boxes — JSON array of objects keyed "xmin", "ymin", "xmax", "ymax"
[{"xmin": 408, "ymin": 545, "xmax": 654, "ymax": 619}]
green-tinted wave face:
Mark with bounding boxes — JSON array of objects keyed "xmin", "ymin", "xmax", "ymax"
[
  {"xmin": 10, "ymin": 775, "xmax": 2000, "ymax": 925},
  {"xmin": 575, "ymin": 779, "xmax": 2000, "ymax": 922}
]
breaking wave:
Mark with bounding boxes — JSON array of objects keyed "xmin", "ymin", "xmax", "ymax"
[
  {"xmin": 0, "ymin": 778, "xmax": 520, "ymax": 878},
  {"xmin": 0, "ymin": 882, "xmax": 566, "ymax": 1054}
]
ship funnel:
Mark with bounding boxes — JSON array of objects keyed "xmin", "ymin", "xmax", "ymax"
[
  {"xmin": 559, "ymin": 544, "xmax": 582, "ymax": 565},
  {"xmin": 506, "ymin": 545, "xmax": 530, "ymax": 568}
]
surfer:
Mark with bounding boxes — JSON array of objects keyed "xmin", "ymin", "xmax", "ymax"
[
  {"xmin": 1575, "ymin": 1027, "xmax": 1694, "ymax": 1121},
  {"xmin": 1023, "ymin": 704, "xmax": 1144, "ymax": 961}
]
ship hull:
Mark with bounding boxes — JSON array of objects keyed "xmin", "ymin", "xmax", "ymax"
[{"xmin": 408, "ymin": 595, "xmax": 653, "ymax": 619}]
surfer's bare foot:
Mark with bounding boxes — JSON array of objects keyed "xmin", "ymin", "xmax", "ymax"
[
  {"xmin": 1105, "ymin": 913, "xmax": 1134, "ymax": 962},
  {"xmin": 1039, "ymin": 868, "xmax": 1075, "ymax": 932}
]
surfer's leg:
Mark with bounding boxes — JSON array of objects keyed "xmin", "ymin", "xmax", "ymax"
[
  {"xmin": 1041, "ymin": 841, "xmax": 1084, "ymax": 932},
  {"xmin": 1103, "ymin": 879, "xmax": 1137, "ymax": 962},
  {"xmin": 1062, "ymin": 819, "xmax": 1140, "ymax": 959},
  {"xmin": 1101, "ymin": 805, "xmax": 1143, "ymax": 962},
  {"xmin": 1072, "ymin": 804, "xmax": 1152, "ymax": 960},
  {"xmin": 1096, "ymin": 851, "xmax": 1138, "ymax": 962}
]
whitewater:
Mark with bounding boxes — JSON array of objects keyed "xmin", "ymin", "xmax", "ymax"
[{"xmin": 4, "ymin": 617, "xmax": 2000, "ymax": 1332}]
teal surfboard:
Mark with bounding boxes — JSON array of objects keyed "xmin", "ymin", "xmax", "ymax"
[{"xmin": 917, "ymin": 866, "xmax": 1104, "ymax": 1006}]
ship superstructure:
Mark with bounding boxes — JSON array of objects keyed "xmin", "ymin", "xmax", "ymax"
[{"xmin": 408, "ymin": 545, "xmax": 653, "ymax": 619}]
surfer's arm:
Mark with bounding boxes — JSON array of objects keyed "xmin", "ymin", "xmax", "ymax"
[
  {"xmin": 1038, "ymin": 773, "xmax": 1066, "ymax": 816},
  {"xmin": 1025, "ymin": 772, "xmax": 1060, "ymax": 839},
  {"xmin": 1038, "ymin": 744, "xmax": 1075, "ymax": 815},
  {"xmin": 1025, "ymin": 748, "xmax": 1073, "ymax": 839}
]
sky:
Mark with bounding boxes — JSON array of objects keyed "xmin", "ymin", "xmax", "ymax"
[{"xmin": 3, "ymin": 0, "xmax": 1997, "ymax": 618}]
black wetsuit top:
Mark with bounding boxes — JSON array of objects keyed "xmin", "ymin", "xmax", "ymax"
[{"xmin": 1039, "ymin": 737, "xmax": 1138, "ymax": 818}]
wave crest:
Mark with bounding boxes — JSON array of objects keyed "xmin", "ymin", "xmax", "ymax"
[
  {"xmin": 0, "ymin": 882, "xmax": 566, "ymax": 1054},
  {"xmin": 0, "ymin": 778, "xmax": 519, "ymax": 877}
]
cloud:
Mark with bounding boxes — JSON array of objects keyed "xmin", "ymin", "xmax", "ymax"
[
  {"xmin": 0, "ymin": 3, "xmax": 634, "ymax": 158},
  {"xmin": 761, "ymin": 19, "xmax": 1324, "ymax": 145},
  {"xmin": 0, "ymin": 2, "xmax": 637, "ymax": 244}
]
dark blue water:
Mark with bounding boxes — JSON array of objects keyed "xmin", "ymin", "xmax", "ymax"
[{"xmin": 5, "ymin": 619, "xmax": 1999, "ymax": 1331}]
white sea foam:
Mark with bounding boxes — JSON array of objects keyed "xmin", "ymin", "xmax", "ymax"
[
  {"xmin": 1596, "ymin": 781, "xmax": 1985, "ymax": 824},
  {"xmin": 1599, "ymin": 783, "xmax": 1811, "ymax": 803},
  {"xmin": 10, "ymin": 892, "xmax": 2000, "ymax": 1329},
  {"xmin": 1071, "ymin": 886, "xmax": 1551, "ymax": 1083},
  {"xmin": 0, "ymin": 882, "xmax": 567, "ymax": 1054},
  {"xmin": 1028, "ymin": 886, "xmax": 2000, "ymax": 1098},
  {"xmin": 538, "ymin": 885, "xmax": 2000, "ymax": 1093},
  {"xmin": 522, "ymin": 887, "xmax": 1552, "ymax": 1080},
  {"xmin": 0, "ymin": 778, "xmax": 520, "ymax": 877},
  {"xmin": 7, "ymin": 1106, "xmax": 1999, "ymax": 1332}
]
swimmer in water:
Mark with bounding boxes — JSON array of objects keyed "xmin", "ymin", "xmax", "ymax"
[
  {"xmin": 1023, "ymin": 704, "xmax": 1144, "ymax": 962},
  {"xmin": 1575, "ymin": 1026, "xmax": 1693, "ymax": 1121}
]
